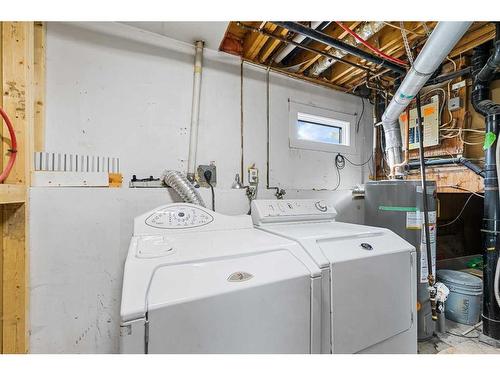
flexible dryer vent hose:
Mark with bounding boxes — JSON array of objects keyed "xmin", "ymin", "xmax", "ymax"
[{"xmin": 162, "ymin": 170, "xmax": 206, "ymax": 207}]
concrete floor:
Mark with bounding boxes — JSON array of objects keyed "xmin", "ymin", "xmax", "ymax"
[{"xmin": 418, "ymin": 319, "xmax": 500, "ymax": 354}]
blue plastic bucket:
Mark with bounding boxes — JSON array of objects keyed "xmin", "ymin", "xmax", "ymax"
[{"xmin": 436, "ymin": 269, "xmax": 482, "ymax": 325}]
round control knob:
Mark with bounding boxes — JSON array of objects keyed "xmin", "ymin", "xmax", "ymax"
[{"xmin": 314, "ymin": 200, "xmax": 328, "ymax": 212}]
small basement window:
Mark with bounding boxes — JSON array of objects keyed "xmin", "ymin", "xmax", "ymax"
[
  {"xmin": 296, "ymin": 112, "xmax": 348, "ymax": 146},
  {"xmin": 289, "ymin": 101, "xmax": 357, "ymax": 154}
]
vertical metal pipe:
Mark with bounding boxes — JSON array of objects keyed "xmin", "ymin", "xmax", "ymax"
[
  {"xmin": 240, "ymin": 60, "xmax": 245, "ymax": 183},
  {"xmin": 416, "ymin": 94, "xmax": 437, "ymax": 322},
  {"xmin": 187, "ymin": 40, "xmax": 204, "ymax": 181}
]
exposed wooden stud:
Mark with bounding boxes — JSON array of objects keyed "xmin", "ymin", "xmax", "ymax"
[
  {"xmin": 2, "ymin": 203, "xmax": 27, "ymax": 353},
  {"xmin": 1, "ymin": 21, "xmax": 35, "ymax": 354},
  {"xmin": 2, "ymin": 22, "xmax": 35, "ymax": 186},
  {"xmin": 0, "ymin": 22, "xmax": 3, "ymax": 354},
  {"xmin": 34, "ymin": 22, "xmax": 45, "ymax": 152}
]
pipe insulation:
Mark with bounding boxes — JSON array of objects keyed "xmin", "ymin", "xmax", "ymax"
[
  {"xmin": 381, "ymin": 22, "xmax": 472, "ymax": 177},
  {"xmin": 187, "ymin": 40, "xmax": 204, "ymax": 181},
  {"xmin": 309, "ymin": 22, "xmax": 385, "ymax": 77},
  {"xmin": 162, "ymin": 170, "xmax": 206, "ymax": 207}
]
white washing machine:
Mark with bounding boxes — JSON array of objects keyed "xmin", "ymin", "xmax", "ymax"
[
  {"xmin": 251, "ymin": 199, "xmax": 417, "ymax": 354},
  {"xmin": 120, "ymin": 203, "xmax": 323, "ymax": 354}
]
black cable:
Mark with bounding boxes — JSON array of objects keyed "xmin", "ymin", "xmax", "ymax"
[
  {"xmin": 333, "ymin": 153, "xmax": 374, "ymax": 190},
  {"xmin": 445, "ymin": 329, "xmax": 481, "ymax": 339},
  {"xmin": 333, "ymin": 154, "xmax": 345, "ymax": 190},
  {"xmin": 208, "ymin": 182, "xmax": 215, "ymax": 211},
  {"xmin": 356, "ymin": 97, "xmax": 365, "ymax": 133},
  {"xmin": 342, "ymin": 153, "xmax": 373, "ymax": 167},
  {"xmin": 203, "ymin": 170, "xmax": 215, "ymax": 211}
]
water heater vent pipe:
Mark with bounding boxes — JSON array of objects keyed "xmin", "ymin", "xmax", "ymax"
[
  {"xmin": 187, "ymin": 40, "xmax": 205, "ymax": 182},
  {"xmin": 381, "ymin": 22, "xmax": 472, "ymax": 177}
]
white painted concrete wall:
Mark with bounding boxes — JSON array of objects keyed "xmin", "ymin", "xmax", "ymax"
[{"xmin": 29, "ymin": 22, "xmax": 373, "ymax": 353}]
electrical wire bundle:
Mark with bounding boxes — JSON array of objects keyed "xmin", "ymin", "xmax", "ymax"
[{"xmin": 333, "ymin": 153, "xmax": 373, "ymax": 190}]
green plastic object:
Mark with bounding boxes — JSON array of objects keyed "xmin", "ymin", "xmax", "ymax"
[
  {"xmin": 466, "ymin": 257, "xmax": 483, "ymax": 270},
  {"xmin": 483, "ymin": 131, "xmax": 496, "ymax": 150}
]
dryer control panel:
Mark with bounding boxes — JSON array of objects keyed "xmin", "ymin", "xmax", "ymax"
[
  {"xmin": 251, "ymin": 199, "xmax": 337, "ymax": 225},
  {"xmin": 145, "ymin": 205, "xmax": 214, "ymax": 229}
]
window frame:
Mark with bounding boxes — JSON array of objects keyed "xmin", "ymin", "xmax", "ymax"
[{"xmin": 289, "ymin": 101, "xmax": 357, "ymax": 154}]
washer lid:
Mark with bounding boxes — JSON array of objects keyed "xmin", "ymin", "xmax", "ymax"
[
  {"xmin": 121, "ymin": 227, "xmax": 322, "ymax": 322},
  {"xmin": 147, "ymin": 249, "xmax": 311, "ymax": 311}
]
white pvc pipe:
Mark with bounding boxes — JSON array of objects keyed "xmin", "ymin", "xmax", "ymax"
[
  {"xmin": 187, "ymin": 40, "xmax": 204, "ymax": 179},
  {"xmin": 382, "ymin": 22, "xmax": 472, "ymax": 177},
  {"xmin": 274, "ymin": 21, "xmax": 323, "ymax": 63}
]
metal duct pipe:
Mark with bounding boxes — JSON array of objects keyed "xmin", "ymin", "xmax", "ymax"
[
  {"xmin": 406, "ymin": 157, "xmax": 485, "ymax": 178},
  {"xmin": 381, "ymin": 22, "xmax": 472, "ymax": 177},
  {"xmin": 274, "ymin": 21, "xmax": 324, "ymax": 63},
  {"xmin": 309, "ymin": 22, "xmax": 385, "ymax": 77},
  {"xmin": 187, "ymin": 40, "xmax": 204, "ymax": 182},
  {"xmin": 162, "ymin": 170, "xmax": 206, "ymax": 207},
  {"xmin": 272, "ymin": 21, "xmax": 406, "ymax": 75}
]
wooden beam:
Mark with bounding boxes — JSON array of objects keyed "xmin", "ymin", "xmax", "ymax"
[
  {"xmin": 34, "ymin": 22, "xmax": 45, "ymax": 152},
  {"xmin": 1, "ymin": 21, "xmax": 34, "ymax": 354},
  {"xmin": 0, "ymin": 185, "xmax": 26, "ymax": 204},
  {"xmin": 243, "ymin": 58, "xmax": 348, "ymax": 92},
  {"xmin": 258, "ymin": 27, "xmax": 288, "ymax": 63},
  {"xmin": 450, "ymin": 23, "xmax": 495, "ymax": 58},
  {"xmin": 243, "ymin": 22, "xmax": 278, "ymax": 60},
  {"xmin": 332, "ymin": 23, "xmax": 427, "ymax": 88},
  {"xmin": 2, "ymin": 22, "xmax": 35, "ymax": 186},
  {"xmin": 406, "ymin": 166, "xmax": 483, "ymax": 193}
]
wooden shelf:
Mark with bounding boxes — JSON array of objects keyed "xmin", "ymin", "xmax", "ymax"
[{"xmin": 0, "ymin": 184, "xmax": 26, "ymax": 204}]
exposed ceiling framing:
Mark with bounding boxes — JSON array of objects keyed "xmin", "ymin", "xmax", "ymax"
[{"xmin": 219, "ymin": 21, "xmax": 496, "ymax": 93}]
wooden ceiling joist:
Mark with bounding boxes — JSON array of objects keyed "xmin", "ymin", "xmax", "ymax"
[
  {"xmin": 258, "ymin": 27, "xmax": 289, "ymax": 63},
  {"xmin": 243, "ymin": 22, "xmax": 277, "ymax": 60},
  {"xmin": 220, "ymin": 21, "xmax": 496, "ymax": 93}
]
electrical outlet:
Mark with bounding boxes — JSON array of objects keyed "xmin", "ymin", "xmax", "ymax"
[
  {"xmin": 248, "ymin": 165, "xmax": 259, "ymax": 186},
  {"xmin": 448, "ymin": 96, "xmax": 463, "ymax": 111},
  {"xmin": 197, "ymin": 164, "xmax": 217, "ymax": 187}
]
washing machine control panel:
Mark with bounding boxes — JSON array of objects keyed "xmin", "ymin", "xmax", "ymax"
[
  {"xmin": 251, "ymin": 199, "xmax": 337, "ymax": 225},
  {"xmin": 145, "ymin": 206, "xmax": 214, "ymax": 229}
]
